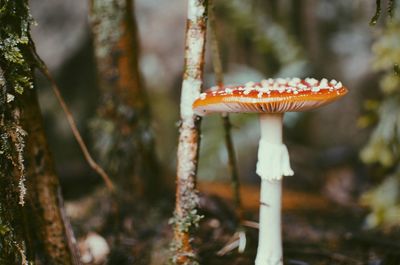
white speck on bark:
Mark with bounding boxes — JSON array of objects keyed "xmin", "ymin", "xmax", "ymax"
[
  {"xmin": 180, "ymin": 78, "xmax": 201, "ymax": 127},
  {"xmin": 188, "ymin": 0, "xmax": 206, "ymax": 23},
  {"xmin": 176, "ymin": 127, "xmax": 197, "ymax": 181},
  {"xmin": 188, "ymin": 33, "xmax": 204, "ymax": 65}
]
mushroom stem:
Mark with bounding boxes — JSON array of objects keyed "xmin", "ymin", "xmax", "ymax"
[
  {"xmin": 257, "ymin": 179, "xmax": 282, "ymax": 265},
  {"xmin": 255, "ymin": 113, "xmax": 289, "ymax": 265}
]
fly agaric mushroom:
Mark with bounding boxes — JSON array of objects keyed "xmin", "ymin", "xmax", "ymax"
[{"xmin": 193, "ymin": 77, "xmax": 348, "ymax": 265}]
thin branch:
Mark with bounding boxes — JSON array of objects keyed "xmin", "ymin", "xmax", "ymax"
[
  {"xmin": 241, "ymin": 220, "xmax": 260, "ymax": 229},
  {"xmin": 388, "ymin": 0, "xmax": 396, "ymax": 18},
  {"xmin": 209, "ymin": 0, "xmax": 243, "ymax": 217},
  {"xmin": 30, "ymin": 46, "xmax": 115, "ymax": 192},
  {"xmin": 209, "ymin": 2, "xmax": 224, "ymax": 87},
  {"xmin": 370, "ymin": 0, "xmax": 382, "ymax": 26}
]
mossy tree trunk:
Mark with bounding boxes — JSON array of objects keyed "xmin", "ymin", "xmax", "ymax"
[
  {"xmin": 89, "ymin": 0, "xmax": 161, "ymax": 200},
  {"xmin": 0, "ymin": 1, "xmax": 79, "ymax": 264},
  {"xmin": 0, "ymin": 72, "xmax": 80, "ymax": 265},
  {"xmin": 0, "ymin": 67, "xmax": 30, "ymax": 265}
]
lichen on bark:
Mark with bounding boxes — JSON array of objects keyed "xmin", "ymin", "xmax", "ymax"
[
  {"xmin": 0, "ymin": 0, "xmax": 34, "ymax": 95},
  {"xmin": 1, "ymin": 1, "xmax": 80, "ymax": 264},
  {"xmin": 0, "ymin": 66, "xmax": 31, "ymax": 265},
  {"xmin": 0, "ymin": 3, "xmax": 34, "ymax": 262}
]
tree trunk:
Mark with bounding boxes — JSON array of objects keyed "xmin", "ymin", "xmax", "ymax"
[
  {"xmin": 21, "ymin": 87, "xmax": 81, "ymax": 265},
  {"xmin": 171, "ymin": 1, "xmax": 208, "ymax": 264},
  {"xmin": 89, "ymin": 0, "xmax": 160, "ymax": 199},
  {"xmin": 0, "ymin": 67, "xmax": 31, "ymax": 265},
  {"xmin": 0, "ymin": 71, "xmax": 80, "ymax": 265},
  {"xmin": 0, "ymin": 1, "xmax": 79, "ymax": 264}
]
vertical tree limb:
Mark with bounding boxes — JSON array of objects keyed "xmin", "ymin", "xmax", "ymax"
[
  {"xmin": 171, "ymin": 1, "xmax": 208, "ymax": 264},
  {"xmin": 208, "ymin": 1, "xmax": 242, "ymax": 217},
  {"xmin": 388, "ymin": 0, "xmax": 396, "ymax": 18},
  {"xmin": 370, "ymin": 0, "xmax": 382, "ymax": 25}
]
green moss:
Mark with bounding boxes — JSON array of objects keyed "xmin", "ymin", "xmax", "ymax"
[
  {"xmin": 168, "ymin": 179, "xmax": 203, "ymax": 265},
  {"xmin": 169, "ymin": 188, "xmax": 203, "ymax": 233},
  {"xmin": 0, "ymin": 0, "xmax": 34, "ymax": 95},
  {"xmin": 0, "ymin": 1, "xmax": 32, "ymax": 262}
]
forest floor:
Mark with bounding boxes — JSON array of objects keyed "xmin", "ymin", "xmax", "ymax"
[{"xmin": 65, "ymin": 181, "xmax": 400, "ymax": 265}]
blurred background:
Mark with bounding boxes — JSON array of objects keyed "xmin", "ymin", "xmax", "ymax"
[{"xmin": 27, "ymin": 0, "xmax": 400, "ymax": 263}]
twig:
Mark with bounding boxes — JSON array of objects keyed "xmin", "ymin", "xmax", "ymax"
[
  {"xmin": 370, "ymin": 0, "xmax": 382, "ymax": 26},
  {"xmin": 388, "ymin": 0, "xmax": 396, "ymax": 18},
  {"xmin": 30, "ymin": 46, "xmax": 115, "ymax": 192},
  {"xmin": 241, "ymin": 220, "xmax": 260, "ymax": 229},
  {"xmin": 208, "ymin": 2, "xmax": 224, "ymax": 88},
  {"xmin": 208, "ymin": 0, "xmax": 243, "ymax": 217},
  {"xmin": 216, "ymin": 230, "xmax": 246, "ymax": 256}
]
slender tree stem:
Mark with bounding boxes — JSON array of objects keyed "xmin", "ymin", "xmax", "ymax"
[
  {"xmin": 222, "ymin": 115, "xmax": 242, "ymax": 214},
  {"xmin": 208, "ymin": 0, "xmax": 242, "ymax": 217},
  {"xmin": 32, "ymin": 55, "xmax": 115, "ymax": 192},
  {"xmin": 172, "ymin": 1, "xmax": 208, "ymax": 264},
  {"xmin": 370, "ymin": 0, "xmax": 382, "ymax": 25},
  {"xmin": 45, "ymin": 70, "xmax": 115, "ymax": 192},
  {"xmin": 388, "ymin": 0, "xmax": 396, "ymax": 18},
  {"xmin": 208, "ymin": 1, "xmax": 223, "ymax": 87}
]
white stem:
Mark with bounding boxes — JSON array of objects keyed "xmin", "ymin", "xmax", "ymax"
[
  {"xmin": 255, "ymin": 113, "xmax": 289, "ymax": 265},
  {"xmin": 256, "ymin": 179, "xmax": 282, "ymax": 265}
]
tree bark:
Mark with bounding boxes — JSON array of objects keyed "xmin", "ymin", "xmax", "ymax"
[
  {"xmin": 21, "ymin": 87, "xmax": 81, "ymax": 265},
  {"xmin": 0, "ymin": 67, "xmax": 31, "ymax": 265},
  {"xmin": 0, "ymin": 1, "xmax": 79, "ymax": 264},
  {"xmin": 89, "ymin": 0, "xmax": 160, "ymax": 199},
  {"xmin": 171, "ymin": 1, "xmax": 208, "ymax": 264},
  {"xmin": 0, "ymin": 71, "xmax": 80, "ymax": 265}
]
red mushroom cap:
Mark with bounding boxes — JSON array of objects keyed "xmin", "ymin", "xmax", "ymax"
[{"xmin": 193, "ymin": 78, "xmax": 348, "ymax": 116}]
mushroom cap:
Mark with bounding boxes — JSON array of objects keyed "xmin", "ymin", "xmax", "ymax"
[{"xmin": 193, "ymin": 78, "xmax": 348, "ymax": 116}]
